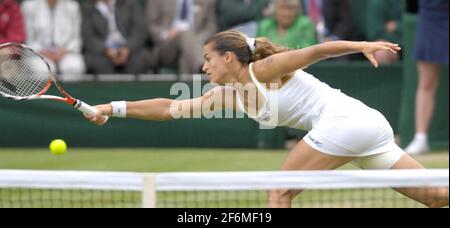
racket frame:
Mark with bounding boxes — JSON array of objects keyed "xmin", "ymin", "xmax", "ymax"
[{"xmin": 0, "ymin": 42, "xmax": 100, "ymax": 117}]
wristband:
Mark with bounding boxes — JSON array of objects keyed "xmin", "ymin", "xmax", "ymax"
[{"xmin": 111, "ymin": 101, "xmax": 127, "ymax": 118}]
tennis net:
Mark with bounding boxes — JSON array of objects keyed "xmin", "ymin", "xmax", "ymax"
[{"xmin": 0, "ymin": 169, "xmax": 448, "ymax": 208}]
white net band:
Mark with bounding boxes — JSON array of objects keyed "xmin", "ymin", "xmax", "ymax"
[{"xmin": 0, "ymin": 169, "xmax": 448, "ymax": 191}]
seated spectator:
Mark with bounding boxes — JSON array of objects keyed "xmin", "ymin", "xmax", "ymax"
[
  {"xmin": 302, "ymin": 0, "xmax": 355, "ymax": 43},
  {"xmin": 147, "ymin": 0, "xmax": 217, "ymax": 74},
  {"xmin": 0, "ymin": 0, "xmax": 26, "ymax": 44},
  {"xmin": 82, "ymin": 0, "xmax": 153, "ymax": 74},
  {"xmin": 216, "ymin": 0, "xmax": 271, "ymax": 36},
  {"xmin": 22, "ymin": 0, "xmax": 85, "ymax": 77},
  {"xmin": 367, "ymin": 0, "xmax": 402, "ymax": 64},
  {"xmin": 257, "ymin": 0, "xmax": 317, "ymax": 49}
]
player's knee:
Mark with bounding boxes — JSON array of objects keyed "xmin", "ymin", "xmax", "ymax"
[
  {"xmin": 268, "ymin": 189, "xmax": 301, "ymax": 201},
  {"xmin": 425, "ymin": 201, "xmax": 448, "ymax": 208},
  {"xmin": 422, "ymin": 190, "xmax": 449, "ymax": 208},
  {"xmin": 267, "ymin": 189, "xmax": 301, "ymax": 208},
  {"xmin": 424, "ymin": 198, "xmax": 449, "ymax": 208}
]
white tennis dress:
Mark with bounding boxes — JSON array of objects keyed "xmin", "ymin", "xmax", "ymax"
[{"xmin": 236, "ymin": 63, "xmax": 402, "ymax": 159}]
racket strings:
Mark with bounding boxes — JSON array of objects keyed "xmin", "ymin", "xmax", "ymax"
[{"xmin": 0, "ymin": 45, "xmax": 51, "ymax": 98}]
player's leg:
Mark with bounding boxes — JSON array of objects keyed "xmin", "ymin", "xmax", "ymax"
[
  {"xmin": 267, "ymin": 140, "xmax": 354, "ymax": 208},
  {"xmin": 405, "ymin": 62, "xmax": 440, "ymax": 154},
  {"xmin": 390, "ymin": 153, "xmax": 449, "ymax": 208}
]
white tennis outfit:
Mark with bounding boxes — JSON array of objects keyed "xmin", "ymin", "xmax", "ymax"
[{"xmin": 235, "ymin": 63, "xmax": 405, "ymax": 169}]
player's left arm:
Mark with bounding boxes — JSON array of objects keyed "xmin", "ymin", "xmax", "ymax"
[{"xmin": 252, "ymin": 41, "xmax": 401, "ymax": 82}]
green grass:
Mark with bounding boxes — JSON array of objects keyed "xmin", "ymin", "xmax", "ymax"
[
  {"xmin": 0, "ymin": 148, "xmax": 286, "ymax": 172},
  {"xmin": 0, "ymin": 148, "xmax": 448, "ymax": 171}
]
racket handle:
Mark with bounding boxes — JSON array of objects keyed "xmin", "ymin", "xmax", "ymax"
[
  {"xmin": 74, "ymin": 100, "xmax": 98, "ymax": 116},
  {"xmin": 74, "ymin": 100, "xmax": 109, "ymax": 121}
]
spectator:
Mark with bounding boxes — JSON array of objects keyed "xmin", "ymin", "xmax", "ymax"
[
  {"xmin": 82, "ymin": 0, "xmax": 152, "ymax": 74},
  {"xmin": 0, "ymin": 0, "xmax": 26, "ymax": 44},
  {"xmin": 367, "ymin": 0, "xmax": 402, "ymax": 65},
  {"xmin": 216, "ymin": 0, "xmax": 270, "ymax": 36},
  {"xmin": 302, "ymin": 0, "xmax": 355, "ymax": 43},
  {"xmin": 22, "ymin": 0, "xmax": 85, "ymax": 77},
  {"xmin": 147, "ymin": 0, "xmax": 217, "ymax": 74},
  {"xmin": 257, "ymin": 0, "xmax": 316, "ymax": 49},
  {"xmin": 405, "ymin": 0, "xmax": 449, "ymax": 155}
]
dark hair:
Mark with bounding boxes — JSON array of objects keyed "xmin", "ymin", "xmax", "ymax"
[{"xmin": 205, "ymin": 30, "xmax": 290, "ymax": 64}]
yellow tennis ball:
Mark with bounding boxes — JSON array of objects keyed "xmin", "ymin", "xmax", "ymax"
[{"xmin": 49, "ymin": 139, "xmax": 67, "ymax": 155}]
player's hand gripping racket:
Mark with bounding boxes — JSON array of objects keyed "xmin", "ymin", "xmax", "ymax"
[{"xmin": 0, "ymin": 42, "xmax": 107, "ymax": 122}]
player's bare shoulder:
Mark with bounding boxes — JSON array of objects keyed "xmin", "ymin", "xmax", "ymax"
[
  {"xmin": 252, "ymin": 57, "xmax": 274, "ymax": 82},
  {"xmin": 252, "ymin": 57, "xmax": 294, "ymax": 88}
]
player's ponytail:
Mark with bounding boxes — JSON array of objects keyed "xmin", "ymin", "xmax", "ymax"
[
  {"xmin": 205, "ymin": 30, "xmax": 290, "ymax": 65},
  {"xmin": 252, "ymin": 37, "xmax": 290, "ymax": 62}
]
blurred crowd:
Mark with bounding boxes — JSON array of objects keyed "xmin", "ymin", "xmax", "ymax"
[{"xmin": 1, "ymin": 0, "xmax": 404, "ymax": 77}]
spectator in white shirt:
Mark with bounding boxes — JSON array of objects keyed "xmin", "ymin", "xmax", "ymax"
[{"xmin": 22, "ymin": 0, "xmax": 85, "ymax": 78}]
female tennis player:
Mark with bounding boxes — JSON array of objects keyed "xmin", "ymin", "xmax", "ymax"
[{"xmin": 87, "ymin": 30, "xmax": 448, "ymax": 208}]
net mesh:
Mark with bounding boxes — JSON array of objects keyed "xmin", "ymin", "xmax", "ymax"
[
  {"xmin": 0, "ymin": 189, "xmax": 141, "ymax": 208},
  {"xmin": 157, "ymin": 189, "xmax": 436, "ymax": 208},
  {"xmin": 0, "ymin": 44, "xmax": 51, "ymax": 98},
  {"xmin": 0, "ymin": 170, "xmax": 448, "ymax": 208}
]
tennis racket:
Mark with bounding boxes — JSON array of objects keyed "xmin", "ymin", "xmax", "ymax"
[{"xmin": 0, "ymin": 42, "xmax": 105, "ymax": 119}]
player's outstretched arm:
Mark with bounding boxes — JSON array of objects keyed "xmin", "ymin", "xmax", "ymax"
[
  {"xmin": 86, "ymin": 86, "xmax": 234, "ymax": 125},
  {"xmin": 252, "ymin": 41, "xmax": 401, "ymax": 82},
  {"xmin": 84, "ymin": 98, "xmax": 174, "ymax": 125}
]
